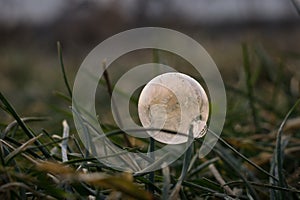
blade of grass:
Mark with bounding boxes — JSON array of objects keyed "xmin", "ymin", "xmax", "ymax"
[
  {"xmin": 53, "ymin": 91, "xmax": 72, "ymax": 103},
  {"xmin": 188, "ymin": 157, "xmax": 219, "ymax": 177},
  {"xmin": 134, "ymin": 152, "xmax": 171, "ymax": 176},
  {"xmin": 4, "ymin": 133, "xmax": 43, "ymax": 164},
  {"xmin": 182, "ymin": 180, "xmax": 229, "ymax": 197},
  {"xmin": 70, "ymin": 134, "xmax": 85, "ymax": 158},
  {"xmin": 0, "ymin": 139, "xmax": 12, "ymax": 165},
  {"xmin": 205, "ymin": 129, "xmax": 279, "ymax": 181},
  {"xmin": 2, "ymin": 136, "xmax": 42, "ymax": 159},
  {"xmin": 270, "ymin": 137, "xmax": 290, "ymax": 200},
  {"xmin": 273, "ymin": 98, "xmax": 300, "ymax": 199},
  {"xmin": 225, "ymin": 180, "xmax": 300, "ymax": 194},
  {"xmin": 170, "ymin": 125, "xmax": 194, "ymax": 199},
  {"xmin": 135, "ymin": 176, "xmax": 162, "ymax": 194},
  {"xmin": 254, "ymin": 44, "xmax": 277, "ymax": 82},
  {"xmin": 72, "ymin": 107, "xmax": 141, "ymax": 171},
  {"xmin": 162, "ymin": 162, "xmax": 171, "ymax": 200},
  {"xmin": 0, "ymin": 139, "xmax": 38, "ymax": 164},
  {"xmin": 2, "ymin": 117, "xmax": 49, "ymax": 138},
  {"xmin": 57, "ymin": 41, "xmax": 72, "ymax": 97},
  {"xmin": 102, "ymin": 60, "xmax": 132, "ymax": 148},
  {"xmin": 213, "ymin": 146, "xmax": 259, "ymax": 199},
  {"xmin": 226, "ymin": 84, "xmax": 284, "ymax": 118},
  {"xmin": 61, "ymin": 120, "xmax": 69, "ymax": 162},
  {"xmin": 147, "ymin": 137, "xmax": 155, "ymax": 193},
  {"xmin": 242, "ymin": 44, "xmax": 259, "ymax": 130},
  {"xmin": 179, "ymin": 128, "xmax": 194, "ymax": 182},
  {"xmin": 255, "ymin": 45, "xmax": 286, "ymax": 107},
  {"xmin": 0, "ymin": 92, "xmax": 51, "ymax": 158},
  {"xmin": 78, "ymin": 173, "xmax": 153, "ymax": 200},
  {"xmin": 0, "ymin": 182, "xmax": 49, "ymax": 198},
  {"xmin": 208, "ymin": 163, "xmax": 235, "ymax": 195},
  {"xmin": 187, "ymin": 146, "xmax": 199, "ymax": 173},
  {"xmin": 71, "ymin": 106, "xmax": 97, "ymax": 158}
]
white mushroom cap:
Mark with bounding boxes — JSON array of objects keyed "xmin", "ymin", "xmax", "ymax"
[{"xmin": 138, "ymin": 72, "xmax": 209, "ymax": 144}]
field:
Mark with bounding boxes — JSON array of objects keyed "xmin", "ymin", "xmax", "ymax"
[{"xmin": 1, "ymin": 20, "xmax": 300, "ymax": 199}]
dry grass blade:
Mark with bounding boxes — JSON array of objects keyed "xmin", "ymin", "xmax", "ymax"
[
  {"xmin": 4, "ymin": 133, "xmax": 43, "ymax": 164},
  {"xmin": 2, "ymin": 117, "xmax": 49, "ymax": 138},
  {"xmin": 0, "ymin": 139, "xmax": 38, "ymax": 164},
  {"xmin": 79, "ymin": 173, "xmax": 152, "ymax": 200},
  {"xmin": 208, "ymin": 163, "xmax": 235, "ymax": 196},
  {"xmin": 61, "ymin": 120, "xmax": 69, "ymax": 162},
  {"xmin": 36, "ymin": 161, "xmax": 75, "ymax": 175},
  {"xmin": 36, "ymin": 161, "xmax": 152, "ymax": 199},
  {"xmin": 213, "ymin": 147, "xmax": 259, "ymax": 199}
]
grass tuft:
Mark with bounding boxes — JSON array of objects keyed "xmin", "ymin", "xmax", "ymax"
[{"xmin": 0, "ymin": 44, "xmax": 300, "ymax": 199}]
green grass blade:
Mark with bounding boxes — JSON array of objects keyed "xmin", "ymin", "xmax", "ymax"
[
  {"xmin": 0, "ymin": 92, "xmax": 51, "ymax": 158},
  {"xmin": 134, "ymin": 153, "xmax": 171, "ymax": 175},
  {"xmin": 182, "ymin": 180, "xmax": 224, "ymax": 195},
  {"xmin": 57, "ymin": 41, "xmax": 72, "ymax": 98},
  {"xmin": 136, "ymin": 176, "xmax": 162, "ymax": 194},
  {"xmin": 225, "ymin": 180, "xmax": 300, "ymax": 194},
  {"xmin": 162, "ymin": 163, "xmax": 170, "ymax": 200},
  {"xmin": 53, "ymin": 91, "xmax": 72, "ymax": 103},
  {"xmin": 147, "ymin": 137, "xmax": 155, "ymax": 193},
  {"xmin": 226, "ymin": 84, "xmax": 284, "ymax": 118},
  {"xmin": 274, "ymin": 98, "xmax": 300, "ymax": 199},
  {"xmin": 170, "ymin": 126, "xmax": 194, "ymax": 199},
  {"xmin": 188, "ymin": 157, "xmax": 219, "ymax": 177},
  {"xmin": 242, "ymin": 44, "xmax": 259, "ymax": 130}
]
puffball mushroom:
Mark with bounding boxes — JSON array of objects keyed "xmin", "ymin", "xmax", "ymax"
[{"xmin": 138, "ymin": 72, "xmax": 209, "ymax": 144}]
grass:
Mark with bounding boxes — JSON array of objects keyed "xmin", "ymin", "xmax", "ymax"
[{"xmin": 0, "ymin": 43, "xmax": 300, "ymax": 200}]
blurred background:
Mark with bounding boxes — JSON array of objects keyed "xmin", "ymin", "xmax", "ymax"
[
  {"xmin": 0, "ymin": 0, "xmax": 300, "ymax": 127},
  {"xmin": 2, "ymin": 2, "xmax": 300, "ymax": 197}
]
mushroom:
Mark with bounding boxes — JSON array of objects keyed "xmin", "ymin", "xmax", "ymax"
[{"xmin": 138, "ymin": 72, "xmax": 209, "ymax": 144}]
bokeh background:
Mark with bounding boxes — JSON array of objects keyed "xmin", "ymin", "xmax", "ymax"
[
  {"xmin": 1, "ymin": 0, "xmax": 300, "ymax": 127},
  {"xmin": 1, "ymin": 1, "xmax": 300, "ymax": 197}
]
